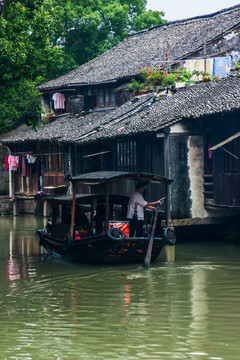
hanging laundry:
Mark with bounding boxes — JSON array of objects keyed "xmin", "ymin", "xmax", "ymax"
[
  {"xmin": 230, "ymin": 50, "xmax": 240, "ymax": 70},
  {"xmin": 8, "ymin": 155, "xmax": 19, "ymax": 171},
  {"xmin": 184, "ymin": 59, "xmax": 214, "ymax": 80},
  {"xmin": 25, "ymin": 154, "xmax": 36, "ymax": 164},
  {"xmin": 52, "ymin": 93, "xmax": 66, "ymax": 110},
  {"xmin": 212, "ymin": 57, "xmax": 231, "ymax": 78},
  {"xmin": 4, "ymin": 156, "xmax": 9, "ymax": 170}
]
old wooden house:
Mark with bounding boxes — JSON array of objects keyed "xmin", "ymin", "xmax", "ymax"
[
  {"xmin": 37, "ymin": 5, "xmax": 240, "ymax": 116},
  {"xmin": 2, "ymin": 71, "xmax": 240, "ymax": 239},
  {"xmin": 1, "ymin": 5, "xmax": 240, "ymax": 239}
]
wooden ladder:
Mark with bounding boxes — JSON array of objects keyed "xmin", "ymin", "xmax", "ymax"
[{"xmin": 203, "ymin": 174, "xmax": 214, "ymax": 204}]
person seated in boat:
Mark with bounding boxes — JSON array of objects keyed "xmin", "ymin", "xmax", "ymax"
[
  {"xmin": 127, "ymin": 181, "xmax": 162, "ymax": 237},
  {"xmin": 75, "ymin": 207, "xmax": 92, "ymax": 235},
  {"xmin": 93, "ymin": 204, "xmax": 105, "ymax": 234},
  {"xmin": 62, "ymin": 206, "xmax": 72, "ymax": 224}
]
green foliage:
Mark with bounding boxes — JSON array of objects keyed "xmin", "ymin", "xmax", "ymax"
[
  {"xmin": 127, "ymin": 66, "xmax": 175, "ymax": 93},
  {"xmin": 179, "ymin": 69, "xmax": 193, "ymax": 82},
  {"xmin": 142, "ymin": 67, "xmax": 164, "ymax": 86},
  {"xmin": 162, "ymin": 73, "xmax": 176, "ymax": 87},
  {"xmin": 126, "ymin": 78, "xmax": 145, "ymax": 93},
  {"xmin": 234, "ymin": 61, "xmax": 240, "ymax": 71},
  {"xmin": 0, "ymin": 0, "xmax": 66, "ymax": 132},
  {"xmin": 0, "ymin": 80, "xmax": 42, "ymax": 132},
  {"xmin": 52, "ymin": 0, "xmax": 166, "ymax": 66},
  {"xmin": 132, "ymin": 9, "xmax": 166, "ymax": 31}
]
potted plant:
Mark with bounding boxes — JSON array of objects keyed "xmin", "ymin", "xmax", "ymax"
[
  {"xmin": 234, "ymin": 61, "xmax": 240, "ymax": 71},
  {"xmin": 212, "ymin": 75, "xmax": 221, "ymax": 82},
  {"xmin": 180, "ymin": 69, "xmax": 193, "ymax": 85},
  {"xmin": 162, "ymin": 73, "xmax": 176, "ymax": 87},
  {"xmin": 202, "ymin": 73, "xmax": 211, "ymax": 82}
]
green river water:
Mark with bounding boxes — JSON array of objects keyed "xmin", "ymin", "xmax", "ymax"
[{"xmin": 0, "ymin": 215, "xmax": 239, "ymax": 360}]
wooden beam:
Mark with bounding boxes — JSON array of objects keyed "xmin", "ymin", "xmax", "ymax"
[
  {"xmin": 105, "ymin": 182, "xmax": 109, "ymax": 233},
  {"xmin": 70, "ymin": 182, "xmax": 77, "ymax": 239},
  {"xmin": 209, "ymin": 132, "xmax": 240, "ymax": 150}
]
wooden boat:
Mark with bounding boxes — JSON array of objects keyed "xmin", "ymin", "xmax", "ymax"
[{"xmin": 37, "ymin": 171, "xmax": 175, "ymax": 265}]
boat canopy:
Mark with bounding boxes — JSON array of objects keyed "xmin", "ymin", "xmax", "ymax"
[{"xmin": 69, "ymin": 171, "xmax": 173, "ymax": 184}]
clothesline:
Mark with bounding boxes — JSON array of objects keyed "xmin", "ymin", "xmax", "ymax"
[
  {"xmin": 150, "ymin": 50, "xmax": 239, "ymax": 66},
  {"xmin": 11, "ymin": 152, "xmax": 63, "ymax": 156}
]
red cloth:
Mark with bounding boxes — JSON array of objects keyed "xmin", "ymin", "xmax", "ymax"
[{"xmin": 4, "ymin": 156, "xmax": 9, "ymax": 170}]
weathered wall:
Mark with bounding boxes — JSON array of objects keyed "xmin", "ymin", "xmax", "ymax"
[
  {"xmin": 190, "ymin": 27, "xmax": 240, "ymax": 58},
  {"xmin": 169, "ymin": 135, "xmax": 191, "ymax": 219},
  {"xmin": 187, "ymin": 136, "xmax": 208, "ymax": 218},
  {"xmin": 0, "ymin": 145, "xmax": 9, "ymax": 195}
]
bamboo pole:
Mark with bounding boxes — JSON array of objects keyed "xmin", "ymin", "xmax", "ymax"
[{"xmin": 204, "ymin": 42, "xmax": 207, "ymax": 75}]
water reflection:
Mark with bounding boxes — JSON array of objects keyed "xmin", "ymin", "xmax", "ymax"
[{"xmin": 0, "ymin": 217, "xmax": 239, "ymax": 359}]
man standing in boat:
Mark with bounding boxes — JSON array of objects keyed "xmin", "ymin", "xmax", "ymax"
[{"xmin": 127, "ymin": 182, "xmax": 162, "ymax": 237}]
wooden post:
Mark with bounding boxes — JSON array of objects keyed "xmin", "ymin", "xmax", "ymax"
[
  {"xmin": 165, "ymin": 183, "xmax": 169, "ymax": 227},
  {"xmin": 105, "ymin": 182, "xmax": 109, "ymax": 233},
  {"xmin": 70, "ymin": 182, "xmax": 77, "ymax": 240},
  {"xmin": 204, "ymin": 42, "xmax": 207, "ymax": 75},
  {"xmin": 164, "ymin": 129, "xmax": 176, "ymax": 262},
  {"xmin": 165, "ymin": 45, "xmax": 170, "ymax": 77},
  {"xmin": 69, "ymin": 145, "xmax": 73, "ymax": 176}
]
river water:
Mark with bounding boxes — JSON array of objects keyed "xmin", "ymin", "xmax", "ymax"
[{"xmin": 0, "ymin": 215, "xmax": 239, "ymax": 360}]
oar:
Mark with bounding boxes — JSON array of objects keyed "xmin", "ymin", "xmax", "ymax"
[{"xmin": 143, "ymin": 204, "xmax": 160, "ymax": 269}]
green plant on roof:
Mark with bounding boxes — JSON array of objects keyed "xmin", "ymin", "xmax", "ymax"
[
  {"xmin": 141, "ymin": 66, "xmax": 164, "ymax": 86},
  {"xmin": 212, "ymin": 75, "xmax": 221, "ymax": 82},
  {"xmin": 162, "ymin": 73, "xmax": 176, "ymax": 87},
  {"xmin": 180, "ymin": 69, "xmax": 193, "ymax": 82},
  {"xmin": 234, "ymin": 61, "xmax": 240, "ymax": 71},
  {"xmin": 126, "ymin": 78, "xmax": 145, "ymax": 93},
  {"xmin": 202, "ymin": 72, "xmax": 211, "ymax": 81},
  {"xmin": 127, "ymin": 66, "xmax": 165, "ymax": 93},
  {"xmin": 192, "ymin": 69, "xmax": 202, "ymax": 81}
]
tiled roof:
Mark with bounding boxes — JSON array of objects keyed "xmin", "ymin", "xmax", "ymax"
[
  {"xmin": 37, "ymin": 5, "xmax": 240, "ymax": 91},
  {"xmin": 2, "ymin": 72, "xmax": 240, "ymax": 145}
]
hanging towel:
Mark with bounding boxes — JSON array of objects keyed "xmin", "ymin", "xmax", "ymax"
[
  {"xmin": 212, "ymin": 57, "xmax": 231, "ymax": 78},
  {"xmin": 8, "ymin": 155, "xmax": 19, "ymax": 171}
]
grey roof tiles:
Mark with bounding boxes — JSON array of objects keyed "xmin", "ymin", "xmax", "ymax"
[
  {"xmin": 37, "ymin": 5, "xmax": 240, "ymax": 91},
  {"xmin": 2, "ymin": 72, "xmax": 240, "ymax": 145}
]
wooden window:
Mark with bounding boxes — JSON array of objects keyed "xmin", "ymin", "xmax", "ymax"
[
  {"xmin": 95, "ymin": 87, "xmax": 116, "ymax": 108},
  {"xmin": 105, "ymin": 88, "xmax": 110, "ymax": 107},
  {"xmin": 99, "ymin": 89, "xmax": 104, "ymax": 108},
  {"xmin": 117, "ymin": 141, "xmax": 136, "ymax": 171}
]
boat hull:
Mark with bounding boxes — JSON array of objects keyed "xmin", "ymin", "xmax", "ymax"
[{"xmin": 38, "ymin": 229, "xmax": 164, "ymax": 265}]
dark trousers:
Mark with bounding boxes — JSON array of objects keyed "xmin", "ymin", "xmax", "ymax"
[{"xmin": 128, "ymin": 216, "xmax": 144, "ymax": 237}]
